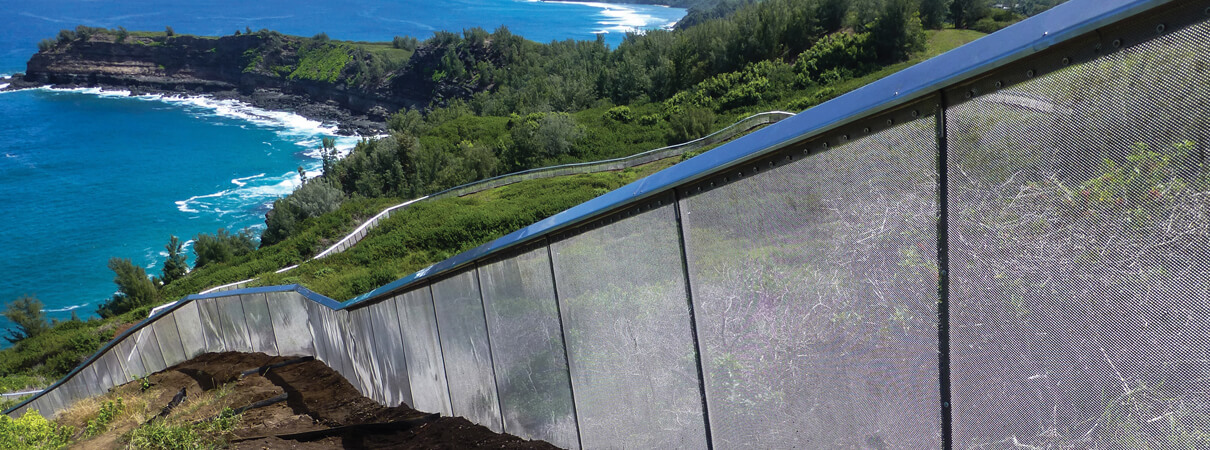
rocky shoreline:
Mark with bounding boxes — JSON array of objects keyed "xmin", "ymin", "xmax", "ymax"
[{"xmin": 1, "ymin": 74, "xmax": 386, "ymax": 136}]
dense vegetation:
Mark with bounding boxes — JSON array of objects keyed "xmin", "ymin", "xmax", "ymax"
[{"xmin": 0, "ymin": 0, "xmax": 1019, "ymax": 402}]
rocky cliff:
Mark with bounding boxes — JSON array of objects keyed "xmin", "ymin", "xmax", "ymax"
[{"xmin": 10, "ymin": 31, "xmax": 442, "ymax": 135}]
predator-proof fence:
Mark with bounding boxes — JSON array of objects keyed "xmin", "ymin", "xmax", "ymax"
[{"xmin": 10, "ymin": 1, "xmax": 1210, "ymax": 448}]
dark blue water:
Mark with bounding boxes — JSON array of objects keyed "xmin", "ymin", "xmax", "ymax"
[{"xmin": 0, "ymin": 1, "xmax": 684, "ymax": 331}]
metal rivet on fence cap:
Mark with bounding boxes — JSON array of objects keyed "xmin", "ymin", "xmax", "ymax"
[
  {"xmin": 1112, "ymin": 39, "xmax": 1122, "ymax": 48},
  {"xmin": 1156, "ymin": 24, "xmax": 1166, "ymax": 34},
  {"xmin": 1061, "ymin": 57, "xmax": 1070, "ymax": 66},
  {"xmin": 912, "ymin": 110, "xmax": 920, "ymax": 117},
  {"xmin": 1205, "ymin": 6, "xmax": 1210, "ymax": 15},
  {"xmin": 1026, "ymin": 69, "xmax": 1036, "ymax": 78},
  {"xmin": 886, "ymin": 119, "xmax": 894, "ymax": 126},
  {"xmin": 994, "ymin": 81, "xmax": 1003, "ymax": 89},
  {"xmin": 842, "ymin": 134, "xmax": 850, "ymax": 140},
  {"xmin": 964, "ymin": 90, "xmax": 973, "ymax": 99},
  {"xmin": 862, "ymin": 127, "xmax": 870, "ymax": 133}
]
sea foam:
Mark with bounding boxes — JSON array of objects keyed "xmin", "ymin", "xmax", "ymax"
[
  {"xmin": 43, "ymin": 303, "xmax": 89, "ymax": 313},
  {"xmin": 543, "ymin": 0, "xmax": 671, "ymax": 34},
  {"xmin": 45, "ymin": 86, "xmax": 361, "ymax": 218}
]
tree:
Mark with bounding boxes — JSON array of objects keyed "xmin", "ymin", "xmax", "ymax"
[
  {"xmin": 949, "ymin": 0, "xmax": 989, "ymax": 28},
  {"xmin": 2, "ymin": 296, "xmax": 49, "ymax": 343},
  {"xmin": 920, "ymin": 0, "xmax": 952, "ymax": 29},
  {"xmin": 116, "ymin": 26, "xmax": 129, "ymax": 43},
  {"xmin": 160, "ymin": 235, "xmax": 187, "ymax": 286},
  {"xmin": 313, "ymin": 32, "xmax": 329, "ymax": 42},
  {"xmin": 869, "ymin": 0, "xmax": 926, "ymax": 64},
  {"xmin": 193, "ymin": 228, "xmax": 257, "ymax": 269},
  {"xmin": 290, "ymin": 177, "xmax": 344, "ymax": 218},
  {"xmin": 321, "ymin": 137, "xmax": 338, "ymax": 176},
  {"xmin": 165, "ymin": 26, "xmax": 175, "ymax": 37},
  {"xmin": 97, "ymin": 258, "xmax": 159, "ymax": 318},
  {"xmin": 668, "ymin": 107, "xmax": 716, "ymax": 144}
]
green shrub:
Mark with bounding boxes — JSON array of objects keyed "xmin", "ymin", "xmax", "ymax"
[
  {"xmin": 605, "ymin": 106, "xmax": 633, "ymax": 123},
  {"xmin": 667, "ymin": 107, "xmax": 716, "ymax": 144},
  {"xmin": 0, "ymin": 409, "xmax": 72, "ymax": 449},
  {"xmin": 794, "ymin": 32, "xmax": 874, "ymax": 87},
  {"xmin": 192, "ymin": 228, "xmax": 257, "ymax": 270}
]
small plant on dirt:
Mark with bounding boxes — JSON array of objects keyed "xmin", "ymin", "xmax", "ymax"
[
  {"xmin": 84, "ymin": 398, "xmax": 124, "ymax": 437},
  {"xmin": 139, "ymin": 377, "xmax": 151, "ymax": 392},
  {"xmin": 208, "ymin": 407, "xmax": 241, "ymax": 433},
  {"xmin": 126, "ymin": 421, "xmax": 202, "ymax": 450}
]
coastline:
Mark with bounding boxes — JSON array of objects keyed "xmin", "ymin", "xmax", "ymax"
[{"xmin": 1, "ymin": 74, "xmax": 385, "ymax": 136}]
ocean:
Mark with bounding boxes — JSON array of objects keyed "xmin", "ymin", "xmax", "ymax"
[{"xmin": 0, "ymin": 0, "xmax": 685, "ymax": 335}]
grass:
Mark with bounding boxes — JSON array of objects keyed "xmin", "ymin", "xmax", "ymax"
[
  {"xmin": 52, "ymin": 378, "xmax": 240, "ymax": 449},
  {"xmin": 289, "ymin": 43, "xmax": 353, "ymax": 83},
  {"xmin": 253, "ymin": 158, "xmax": 679, "ymax": 300}
]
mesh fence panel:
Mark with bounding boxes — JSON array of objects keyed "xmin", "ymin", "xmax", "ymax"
[
  {"xmin": 95, "ymin": 351, "xmax": 119, "ymax": 392},
  {"xmin": 395, "ymin": 287, "xmax": 453, "ymax": 415},
  {"xmin": 196, "ymin": 298, "xmax": 225, "ymax": 353},
  {"xmin": 948, "ymin": 16, "xmax": 1210, "ymax": 448},
  {"xmin": 241, "ymin": 293, "xmax": 279, "ymax": 356},
  {"xmin": 432, "ymin": 271, "xmax": 504, "ymax": 432},
  {"xmin": 174, "ymin": 301, "xmax": 206, "ymax": 358},
  {"xmin": 135, "ymin": 327, "xmax": 167, "ymax": 375},
  {"xmin": 305, "ymin": 300, "xmax": 347, "ymax": 378},
  {"xmin": 345, "ymin": 308, "xmax": 376, "ymax": 399},
  {"xmin": 364, "ymin": 297, "xmax": 413, "ymax": 407},
  {"xmin": 267, "ymin": 291, "xmax": 314, "ymax": 357},
  {"xmin": 153, "ymin": 311, "xmax": 187, "ymax": 368},
  {"xmin": 115, "ymin": 336, "xmax": 145, "ymax": 381},
  {"xmin": 217, "ymin": 296, "xmax": 253, "ymax": 353},
  {"xmin": 479, "ymin": 245, "xmax": 580, "ymax": 449},
  {"xmin": 679, "ymin": 111, "xmax": 942, "ymax": 448},
  {"xmin": 82, "ymin": 365, "xmax": 102, "ymax": 397},
  {"xmin": 550, "ymin": 201, "xmax": 707, "ymax": 449}
]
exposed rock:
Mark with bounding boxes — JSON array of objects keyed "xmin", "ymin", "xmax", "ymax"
[{"xmin": 8, "ymin": 32, "xmax": 435, "ymax": 136}]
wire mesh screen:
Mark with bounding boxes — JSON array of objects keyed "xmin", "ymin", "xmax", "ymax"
[
  {"xmin": 217, "ymin": 296, "xmax": 253, "ymax": 353},
  {"xmin": 431, "ymin": 270, "xmax": 504, "ymax": 433},
  {"xmin": 196, "ymin": 298, "xmax": 225, "ymax": 353},
  {"xmin": 364, "ymin": 297, "xmax": 414, "ymax": 407},
  {"xmin": 135, "ymin": 327, "xmax": 167, "ymax": 375},
  {"xmin": 152, "ymin": 312, "xmax": 186, "ymax": 367},
  {"xmin": 948, "ymin": 16, "xmax": 1210, "ymax": 448},
  {"xmin": 478, "ymin": 245, "xmax": 580, "ymax": 449},
  {"xmin": 395, "ymin": 287, "xmax": 453, "ymax": 415},
  {"xmin": 266, "ymin": 291, "xmax": 314, "ymax": 357},
  {"xmin": 345, "ymin": 308, "xmax": 377, "ymax": 398},
  {"xmin": 305, "ymin": 300, "xmax": 347, "ymax": 377},
  {"xmin": 679, "ymin": 111, "xmax": 942, "ymax": 448},
  {"xmin": 241, "ymin": 293, "xmax": 278, "ymax": 356},
  {"xmin": 115, "ymin": 336, "xmax": 146, "ymax": 380},
  {"xmin": 550, "ymin": 201, "xmax": 708, "ymax": 449},
  {"xmin": 174, "ymin": 301, "xmax": 206, "ymax": 359}
]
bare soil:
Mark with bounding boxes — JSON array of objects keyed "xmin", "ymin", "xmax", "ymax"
[{"xmin": 72, "ymin": 352, "xmax": 559, "ymax": 449}]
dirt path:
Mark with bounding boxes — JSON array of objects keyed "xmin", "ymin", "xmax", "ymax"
[{"xmin": 60, "ymin": 352, "xmax": 559, "ymax": 449}]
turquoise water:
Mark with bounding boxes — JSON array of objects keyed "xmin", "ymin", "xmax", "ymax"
[{"xmin": 0, "ymin": 1, "xmax": 684, "ymax": 332}]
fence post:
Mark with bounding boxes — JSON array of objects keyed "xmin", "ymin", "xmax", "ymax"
[
  {"xmin": 935, "ymin": 93, "xmax": 953, "ymax": 450},
  {"xmin": 545, "ymin": 238, "xmax": 585, "ymax": 450},
  {"xmin": 672, "ymin": 191, "xmax": 714, "ymax": 450},
  {"xmin": 428, "ymin": 284, "xmax": 456, "ymax": 414},
  {"xmin": 473, "ymin": 265, "xmax": 508, "ymax": 433}
]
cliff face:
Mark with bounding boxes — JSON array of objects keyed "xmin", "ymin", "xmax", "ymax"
[{"xmin": 20, "ymin": 32, "xmax": 432, "ymax": 133}]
